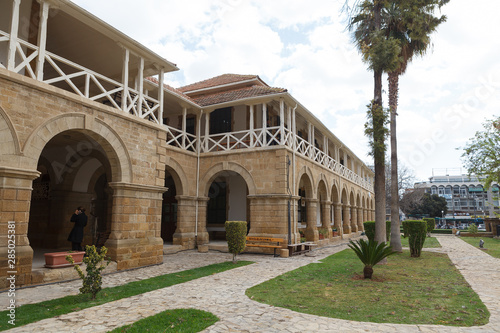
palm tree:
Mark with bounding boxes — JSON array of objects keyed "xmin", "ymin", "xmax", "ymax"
[
  {"xmin": 385, "ymin": 0, "xmax": 448, "ymax": 252},
  {"xmin": 348, "ymin": 1, "xmax": 400, "ymax": 245}
]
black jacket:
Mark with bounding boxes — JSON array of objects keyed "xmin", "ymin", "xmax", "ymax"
[{"xmin": 67, "ymin": 212, "xmax": 87, "ymax": 243}]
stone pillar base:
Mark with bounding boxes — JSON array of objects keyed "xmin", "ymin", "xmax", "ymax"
[{"xmin": 105, "ymin": 237, "xmax": 163, "ymax": 270}]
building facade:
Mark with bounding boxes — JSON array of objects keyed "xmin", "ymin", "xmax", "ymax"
[
  {"xmin": 0, "ymin": 0, "xmax": 374, "ymax": 287},
  {"xmin": 414, "ymin": 174, "xmax": 500, "ymax": 218}
]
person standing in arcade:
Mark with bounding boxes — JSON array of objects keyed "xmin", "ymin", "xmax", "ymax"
[{"xmin": 67, "ymin": 206, "xmax": 88, "ymax": 251}]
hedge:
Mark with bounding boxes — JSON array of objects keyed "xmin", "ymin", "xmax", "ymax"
[
  {"xmin": 225, "ymin": 221, "xmax": 247, "ymax": 263},
  {"xmin": 431, "ymin": 229, "xmax": 452, "ymax": 234},
  {"xmin": 405, "ymin": 220, "xmax": 427, "ymax": 257},
  {"xmin": 363, "ymin": 221, "xmax": 391, "ymax": 241}
]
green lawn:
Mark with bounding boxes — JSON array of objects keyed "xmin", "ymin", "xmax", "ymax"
[
  {"xmin": 460, "ymin": 237, "xmax": 500, "ymax": 259},
  {"xmin": 400, "ymin": 235, "xmax": 441, "ymax": 248},
  {"xmin": 247, "ymin": 249, "xmax": 488, "ymax": 327},
  {"xmin": 109, "ymin": 309, "xmax": 218, "ymax": 333},
  {"xmin": 0, "ymin": 261, "xmax": 252, "ymax": 331}
]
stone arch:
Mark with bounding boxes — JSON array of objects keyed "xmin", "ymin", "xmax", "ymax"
[
  {"xmin": 331, "ymin": 182, "xmax": 340, "ymax": 203},
  {"xmin": 0, "ymin": 104, "xmax": 21, "ymax": 155},
  {"xmin": 296, "ymin": 165, "xmax": 316, "ymax": 198},
  {"xmin": 22, "ymin": 113, "xmax": 132, "ymax": 183},
  {"xmin": 317, "ymin": 177, "xmax": 329, "ymax": 202},
  {"xmin": 199, "ymin": 161, "xmax": 256, "ymax": 196},
  {"xmin": 164, "ymin": 157, "xmax": 188, "ymax": 196}
]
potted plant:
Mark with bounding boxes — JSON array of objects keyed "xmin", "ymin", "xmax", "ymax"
[
  {"xmin": 332, "ymin": 227, "xmax": 338, "ymax": 237},
  {"xmin": 44, "ymin": 250, "xmax": 85, "ymax": 268},
  {"xmin": 318, "ymin": 228, "xmax": 328, "ymax": 240},
  {"xmin": 299, "ymin": 229, "xmax": 306, "ymax": 243}
]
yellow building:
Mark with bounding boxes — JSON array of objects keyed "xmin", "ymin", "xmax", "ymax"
[{"xmin": 0, "ymin": 0, "xmax": 374, "ymax": 287}]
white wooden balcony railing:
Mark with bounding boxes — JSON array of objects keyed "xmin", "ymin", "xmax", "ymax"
[{"xmin": 0, "ymin": 29, "xmax": 161, "ymax": 124}]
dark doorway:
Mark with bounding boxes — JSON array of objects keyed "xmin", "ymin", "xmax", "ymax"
[{"xmin": 161, "ymin": 175, "xmax": 177, "ymax": 242}]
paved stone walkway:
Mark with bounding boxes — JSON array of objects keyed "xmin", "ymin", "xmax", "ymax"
[{"xmin": 2, "ymin": 236, "xmax": 500, "ymax": 332}]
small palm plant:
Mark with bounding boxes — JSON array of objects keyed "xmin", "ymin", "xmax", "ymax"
[{"xmin": 348, "ymin": 239, "xmax": 395, "ymax": 279}]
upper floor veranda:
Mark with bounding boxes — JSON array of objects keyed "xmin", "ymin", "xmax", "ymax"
[{"xmin": 0, "ymin": 0, "xmax": 373, "ymax": 192}]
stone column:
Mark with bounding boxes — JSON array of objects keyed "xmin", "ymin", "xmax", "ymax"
[
  {"xmin": 351, "ymin": 205, "xmax": 358, "ymax": 233},
  {"xmin": 321, "ymin": 200, "xmax": 332, "ymax": 238},
  {"xmin": 334, "ymin": 202, "xmax": 342, "ymax": 236},
  {"xmin": 172, "ymin": 195, "xmax": 197, "ymax": 249},
  {"xmin": 343, "ymin": 204, "xmax": 351, "ymax": 234},
  {"xmin": 195, "ymin": 197, "xmax": 210, "ymax": 245},
  {"xmin": 305, "ymin": 198, "xmax": 319, "ymax": 241},
  {"xmin": 105, "ymin": 182, "xmax": 166, "ymax": 270},
  {"xmin": 357, "ymin": 207, "xmax": 363, "ymax": 231},
  {"xmin": 0, "ymin": 167, "xmax": 40, "ymax": 288}
]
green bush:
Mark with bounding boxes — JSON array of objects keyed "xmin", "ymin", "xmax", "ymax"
[
  {"xmin": 468, "ymin": 224, "xmax": 478, "ymax": 234},
  {"xmin": 348, "ymin": 239, "xmax": 395, "ymax": 279},
  {"xmin": 66, "ymin": 245, "xmax": 110, "ymax": 300},
  {"xmin": 364, "ymin": 221, "xmax": 391, "ymax": 241},
  {"xmin": 225, "ymin": 221, "xmax": 247, "ymax": 263},
  {"xmin": 423, "ymin": 218, "xmax": 436, "ymax": 235},
  {"xmin": 431, "ymin": 229, "xmax": 452, "ymax": 234},
  {"xmin": 363, "ymin": 221, "xmax": 375, "ymax": 241},
  {"xmin": 405, "ymin": 220, "xmax": 427, "ymax": 257}
]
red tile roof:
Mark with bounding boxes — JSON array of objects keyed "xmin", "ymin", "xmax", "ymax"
[
  {"xmin": 178, "ymin": 74, "xmax": 262, "ymax": 93},
  {"xmin": 191, "ymin": 85, "xmax": 287, "ymax": 107},
  {"xmin": 146, "ymin": 77, "xmax": 196, "ymax": 104}
]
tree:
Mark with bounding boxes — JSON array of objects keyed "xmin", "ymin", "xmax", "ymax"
[
  {"xmin": 385, "ymin": 0, "xmax": 448, "ymax": 253},
  {"xmin": 406, "ymin": 193, "xmax": 447, "ymax": 218},
  {"xmin": 348, "ymin": 0, "xmax": 400, "ymax": 245},
  {"xmin": 385, "ymin": 160, "xmax": 416, "ymax": 208},
  {"xmin": 400, "ymin": 188, "xmax": 425, "ymax": 217},
  {"xmin": 348, "ymin": 239, "xmax": 395, "ymax": 279},
  {"xmin": 462, "ymin": 117, "xmax": 500, "ymax": 189}
]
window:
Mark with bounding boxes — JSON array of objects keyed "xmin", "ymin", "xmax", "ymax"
[
  {"xmin": 186, "ymin": 116, "xmax": 195, "ymax": 135},
  {"xmin": 431, "ymin": 186, "xmax": 437, "ymax": 194},
  {"xmin": 210, "ymin": 107, "xmax": 232, "ymax": 134}
]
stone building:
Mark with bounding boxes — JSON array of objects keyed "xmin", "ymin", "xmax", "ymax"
[{"xmin": 0, "ymin": 0, "xmax": 374, "ymax": 287}]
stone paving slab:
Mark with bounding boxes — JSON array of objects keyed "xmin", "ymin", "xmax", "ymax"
[{"xmin": 3, "ymin": 236, "xmax": 500, "ymax": 332}]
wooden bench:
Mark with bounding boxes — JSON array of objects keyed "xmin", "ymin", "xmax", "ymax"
[
  {"xmin": 287, "ymin": 242, "xmax": 316, "ymax": 256},
  {"xmin": 246, "ymin": 236, "xmax": 284, "ymax": 257}
]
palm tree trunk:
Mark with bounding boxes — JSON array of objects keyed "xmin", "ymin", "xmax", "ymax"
[
  {"xmin": 388, "ymin": 71, "xmax": 402, "ymax": 252},
  {"xmin": 373, "ymin": 0, "xmax": 386, "ymax": 245}
]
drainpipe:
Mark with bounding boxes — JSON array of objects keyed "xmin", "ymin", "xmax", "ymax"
[
  {"xmin": 195, "ymin": 110, "xmax": 203, "ymax": 246},
  {"xmin": 292, "ymin": 104, "xmax": 297, "ymax": 242}
]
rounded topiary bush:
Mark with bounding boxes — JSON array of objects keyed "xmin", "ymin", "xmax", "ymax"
[
  {"xmin": 405, "ymin": 220, "xmax": 427, "ymax": 257},
  {"xmin": 225, "ymin": 221, "xmax": 247, "ymax": 263}
]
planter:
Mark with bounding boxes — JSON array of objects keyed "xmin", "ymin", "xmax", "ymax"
[
  {"xmin": 44, "ymin": 251, "xmax": 85, "ymax": 268},
  {"xmin": 332, "ymin": 231, "xmax": 339, "ymax": 237}
]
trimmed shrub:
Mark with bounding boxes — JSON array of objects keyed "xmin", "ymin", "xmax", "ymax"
[
  {"xmin": 363, "ymin": 221, "xmax": 375, "ymax": 241},
  {"xmin": 405, "ymin": 220, "xmax": 427, "ymax": 257},
  {"xmin": 225, "ymin": 221, "xmax": 247, "ymax": 263},
  {"xmin": 423, "ymin": 218, "xmax": 436, "ymax": 236},
  {"xmin": 363, "ymin": 221, "xmax": 391, "ymax": 241},
  {"xmin": 386, "ymin": 220, "xmax": 391, "ymax": 241},
  {"xmin": 402, "ymin": 220, "xmax": 409, "ymax": 238}
]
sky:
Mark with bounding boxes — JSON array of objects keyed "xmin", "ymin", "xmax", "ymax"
[{"xmin": 72, "ymin": 0, "xmax": 500, "ymax": 183}]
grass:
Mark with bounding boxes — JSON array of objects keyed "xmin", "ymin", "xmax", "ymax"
[
  {"xmin": 247, "ymin": 249, "xmax": 489, "ymax": 327},
  {"xmin": 0, "ymin": 261, "xmax": 252, "ymax": 331},
  {"xmin": 400, "ymin": 235, "xmax": 441, "ymax": 248},
  {"xmin": 460, "ymin": 237, "xmax": 500, "ymax": 259},
  {"xmin": 109, "ymin": 309, "xmax": 218, "ymax": 333}
]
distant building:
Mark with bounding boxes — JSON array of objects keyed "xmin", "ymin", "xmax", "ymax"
[{"xmin": 414, "ymin": 174, "xmax": 500, "ymax": 218}]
